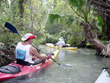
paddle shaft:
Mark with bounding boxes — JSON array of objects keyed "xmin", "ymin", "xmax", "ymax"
[{"xmin": 32, "ymin": 44, "xmax": 61, "ymax": 66}]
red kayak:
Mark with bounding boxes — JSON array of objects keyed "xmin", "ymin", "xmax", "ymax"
[{"xmin": 0, "ymin": 50, "xmax": 59, "ymax": 82}]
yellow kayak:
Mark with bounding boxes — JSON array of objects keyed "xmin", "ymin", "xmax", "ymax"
[{"xmin": 46, "ymin": 43, "xmax": 78, "ymax": 50}]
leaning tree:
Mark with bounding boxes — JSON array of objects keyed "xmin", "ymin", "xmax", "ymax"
[{"xmin": 66, "ymin": 0, "xmax": 110, "ymax": 57}]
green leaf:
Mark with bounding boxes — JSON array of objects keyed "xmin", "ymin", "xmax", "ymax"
[
  {"xmin": 69, "ymin": 0, "xmax": 80, "ymax": 7},
  {"xmin": 97, "ymin": 16, "xmax": 104, "ymax": 27},
  {"xmin": 69, "ymin": 0, "xmax": 87, "ymax": 11},
  {"xmin": 49, "ymin": 14, "xmax": 61, "ymax": 24},
  {"xmin": 84, "ymin": 9, "xmax": 88, "ymax": 22},
  {"xmin": 86, "ymin": 43, "xmax": 91, "ymax": 46},
  {"xmin": 66, "ymin": 15, "xmax": 74, "ymax": 25}
]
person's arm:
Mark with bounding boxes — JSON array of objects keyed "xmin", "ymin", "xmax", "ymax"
[{"xmin": 29, "ymin": 46, "xmax": 48, "ymax": 61}]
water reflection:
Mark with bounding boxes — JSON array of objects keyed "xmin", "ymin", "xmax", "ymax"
[{"xmin": 59, "ymin": 50, "xmax": 65, "ymax": 58}]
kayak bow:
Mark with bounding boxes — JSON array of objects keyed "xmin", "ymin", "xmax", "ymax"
[{"xmin": 95, "ymin": 68, "xmax": 110, "ymax": 83}]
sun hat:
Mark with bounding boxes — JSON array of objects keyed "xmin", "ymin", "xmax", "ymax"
[{"xmin": 21, "ymin": 33, "xmax": 36, "ymax": 41}]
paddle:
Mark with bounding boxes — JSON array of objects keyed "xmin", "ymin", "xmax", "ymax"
[{"xmin": 4, "ymin": 22, "xmax": 73, "ymax": 67}]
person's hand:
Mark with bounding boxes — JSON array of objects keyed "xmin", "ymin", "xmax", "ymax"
[
  {"xmin": 47, "ymin": 55, "xmax": 52, "ymax": 59},
  {"xmin": 42, "ymin": 59, "xmax": 46, "ymax": 64},
  {"xmin": 32, "ymin": 56, "xmax": 37, "ymax": 61}
]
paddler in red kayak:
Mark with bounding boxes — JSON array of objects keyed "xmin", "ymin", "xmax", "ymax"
[{"xmin": 15, "ymin": 33, "xmax": 51, "ymax": 66}]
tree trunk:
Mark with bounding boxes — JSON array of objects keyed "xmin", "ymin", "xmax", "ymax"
[
  {"xmin": 19, "ymin": 0, "xmax": 25, "ymax": 29},
  {"xmin": 83, "ymin": 23, "xmax": 110, "ymax": 57},
  {"xmin": 19, "ymin": 0, "xmax": 24, "ymax": 18}
]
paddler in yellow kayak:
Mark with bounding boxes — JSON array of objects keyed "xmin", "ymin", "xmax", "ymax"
[{"xmin": 56, "ymin": 37, "xmax": 68, "ymax": 47}]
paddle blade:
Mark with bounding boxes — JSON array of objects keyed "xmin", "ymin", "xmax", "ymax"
[
  {"xmin": 60, "ymin": 64, "xmax": 74, "ymax": 67},
  {"xmin": 4, "ymin": 22, "xmax": 20, "ymax": 35}
]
